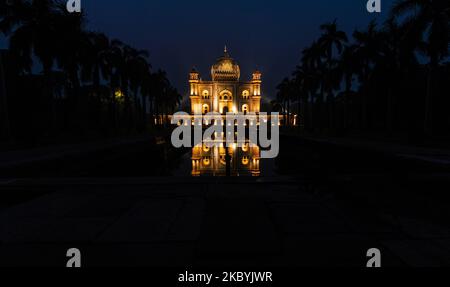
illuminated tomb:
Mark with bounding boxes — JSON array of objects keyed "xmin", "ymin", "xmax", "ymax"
[{"xmin": 189, "ymin": 47, "xmax": 261, "ymax": 116}]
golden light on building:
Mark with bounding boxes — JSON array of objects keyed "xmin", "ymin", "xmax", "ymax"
[
  {"xmin": 115, "ymin": 89, "xmax": 125, "ymax": 101},
  {"xmin": 191, "ymin": 141, "xmax": 261, "ymax": 177},
  {"xmin": 188, "ymin": 47, "xmax": 264, "ymax": 177},
  {"xmin": 189, "ymin": 47, "xmax": 262, "ymax": 116},
  {"xmin": 202, "ymin": 157, "xmax": 211, "ymax": 166}
]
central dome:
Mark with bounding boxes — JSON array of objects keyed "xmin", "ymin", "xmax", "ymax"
[{"xmin": 211, "ymin": 47, "xmax": 240, "ymax": 82}]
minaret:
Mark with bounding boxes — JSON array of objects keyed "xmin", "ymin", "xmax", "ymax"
[
  {"xmin": 189, "ymin": 67, "xmax": 200, "ymax": 114},
  {"xmin": 252, "ymin": 69, "xmax": 262, "ymax": 95},
  {"xmin": 252, "ymin": 69, "xmax": 262, "ymax": 113},
  {"xmin": 189, "ymin": 67, "xmax": 200, "ymax": 95}
]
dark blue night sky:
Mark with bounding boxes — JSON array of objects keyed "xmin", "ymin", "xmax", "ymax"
[{"xmin": 3, "ymin": 0, "xmax": 395, "ymax": 102}]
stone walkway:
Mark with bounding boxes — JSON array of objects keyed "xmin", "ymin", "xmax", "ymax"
[
  {"xmin": 0, "ymin": 136, "xmax": 158, "ymax": 170},
  {"xmin": 284, "ymin": 133, "xmax": 450, "ymax": 167},
  {"xmin": 1, "ymin": 178, "xmax": 450, "ymax": 267}
]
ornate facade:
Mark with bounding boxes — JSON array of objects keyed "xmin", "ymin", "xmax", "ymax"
[{"xmin": 189, "ymin": 47, "xmax": 261, "ymax": 115}]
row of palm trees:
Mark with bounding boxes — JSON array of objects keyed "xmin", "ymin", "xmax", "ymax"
[
  {"xmin": 0, "ymin": 0, "xmax": 181, "ymax": 143},
  {"xmin": 276, "ymin": 0, "xmax": 450, "ymax": 139}
]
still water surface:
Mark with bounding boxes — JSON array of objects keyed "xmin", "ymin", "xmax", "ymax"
[{"xmin": 173, "ymin": 141, "xmax": 277, "ymax": 177}]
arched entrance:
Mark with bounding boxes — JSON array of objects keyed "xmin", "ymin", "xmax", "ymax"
[
  {"xmin": 222, "ymin": 106, "xmax": 229, "ymax": 115},
  {"xmin": 242, "ymin": 104, "xmax": 249, "ymax": 115},
  {"xmin": 202, "ymin": 104, "xmax": 210, "ymax": 115}
]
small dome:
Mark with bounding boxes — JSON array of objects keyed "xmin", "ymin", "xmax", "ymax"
[{"xmin": 211, "ymin": 46, "xmax": 240, "ymax": 81}]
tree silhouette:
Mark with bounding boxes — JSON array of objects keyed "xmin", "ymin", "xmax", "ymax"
[
  {"xmin": 277, "ymin": 1, "xmax": 449, "ymax": 140},
  {"xmin": 391, "ymin": 0, "xmax": 450, "ymax": 135},
  {"xmin": 0, "ymin": 0, "xmax": 181, "ymax": 144}
]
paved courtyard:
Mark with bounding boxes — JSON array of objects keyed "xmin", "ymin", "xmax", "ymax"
[{"xmin": 1, "ymin": 177, "xmax": 450, "ymax": 267}]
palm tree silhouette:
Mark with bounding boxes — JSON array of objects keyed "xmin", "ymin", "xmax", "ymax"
[
  {"xmin": 318, "ymin": 19, "xmax": 348, "ymax": 98},
  {"xmin": 391, "ymin": 0, "xmax": 450, "ymax": 135},
  {"xmin": 126, "ymin": 45, "xmax": 151, "ymax": 129},
  {"xmin": 81, "ymin": 33, "xmax": 111, "ymax": 90},
  {"xmin": 277, "ymin": 3, "xmax": 449, "ymax": 139},
  {"xmin": 301, "ymin": 41, "xmax": 326, "ymax": 131},
  {"xmin": 351, "ymin": 20, "xmax": 382, "ymax": 130},
  {"xmin": 292, "ymin": 66, "xmax": 308, "ymax": 129},
  {"xmin": 1, "ymin": 1, "xmax": 64, "ymax": 89},
  {"xmin": 335, "ymin": 45, "xmax": 359, "ymax": 131},
  {"xmin": 276, "ymin": 77, "xmax": 294, "ymax": 126},
  {"xmin": 317, "ymin": 20, "xmax": 348, "ymax": 131},
  {"xmin": 0, "ymin": 0, "xmax": 181, "ymax": 141}
]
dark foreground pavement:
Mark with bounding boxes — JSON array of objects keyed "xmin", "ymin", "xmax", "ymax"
[{"xmin": 1, "ymin": 177, "xmax": 450, "ymax": 267}]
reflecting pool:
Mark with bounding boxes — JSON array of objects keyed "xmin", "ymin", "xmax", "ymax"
[{"xmin": 191, "ymin": 141, "xmax": 261, "ymax": 177}]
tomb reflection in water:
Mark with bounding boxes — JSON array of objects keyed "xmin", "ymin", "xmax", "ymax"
[{"xmin": 191, "ymin": 141, "xmax": 261, "ymax": 177}]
